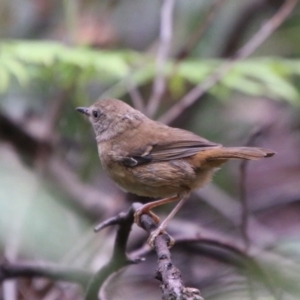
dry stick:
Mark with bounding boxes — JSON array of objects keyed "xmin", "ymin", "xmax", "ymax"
[
  {"xmin": 159, "ymin": 0, "xmax": 298, "ymax": 125},
  {"xmin": 140, "ymin": 214, "xmax": 203, "ymax": 300},
  {"xmin": 147, "ymin": 0, "xmax": 175, "ymax": 117},
  {"xmin": 87, "ymin": 203, "xmax": 203, "ymax": 300}
]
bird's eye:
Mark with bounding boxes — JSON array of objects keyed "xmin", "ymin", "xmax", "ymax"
[{"xmin": 92, "ymin": 110, "xmax": 100, "ymax": 119}]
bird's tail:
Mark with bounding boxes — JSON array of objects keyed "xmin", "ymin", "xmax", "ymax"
[{"xmin": 206, "ymin": 147, "xmax": 275, "ymax": 160}]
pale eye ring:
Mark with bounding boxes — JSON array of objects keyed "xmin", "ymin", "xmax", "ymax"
[{"xmin": 92, "ymin": 110, "xmax": 100, "ymax": 119}]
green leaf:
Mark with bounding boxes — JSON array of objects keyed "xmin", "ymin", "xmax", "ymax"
[
  {"xmin": 176, "ymin": 59, "xmax": 216, "ymax": 84},
  {"xmin": 232, "ymin": 59, "xmax": 299, "ymax": 102},
  {"xmin": 168, "ymin": 74, "xmax": 186, "ymax": 98},
  {"xmin": 0, "ymin": 41, "xmax": 299, "ymax": 104}
]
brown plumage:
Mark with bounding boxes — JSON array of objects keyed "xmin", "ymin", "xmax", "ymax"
[{"xmin": 76, "ymin": 98, "xmax": 275, "ymax": 247}]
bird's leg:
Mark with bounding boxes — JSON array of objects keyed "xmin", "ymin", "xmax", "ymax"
[
  {"xmin": 134, "ymin": 195, "xmax": 180, "ymax": 226},
  {"xmin": 134, "ymin": 193, "xmax": 190, "ymax": 248},
  {"xmin": 147, "ymin": 192, "xmax": 190, "ymax": 248}
]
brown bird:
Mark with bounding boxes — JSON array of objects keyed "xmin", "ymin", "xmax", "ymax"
[{"xmin": 76, "ymin": 98, "xmax": 275, "ymax": 247}]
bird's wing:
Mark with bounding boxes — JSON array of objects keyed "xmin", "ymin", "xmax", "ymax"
[
  {"xmin": 120, "ymin": 128, "xmax": 221, "ymax": 167},
  {"xmin": 150, "ymin": 140, "xmax": 220, "ymax": 161}
]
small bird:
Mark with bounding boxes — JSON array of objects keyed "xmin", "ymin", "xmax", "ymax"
[{"xmin": 76, "ymin": 98, "xmax": 275, "ymax": 247}]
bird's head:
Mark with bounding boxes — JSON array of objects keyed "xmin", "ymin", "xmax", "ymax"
[{"xmin": 76, "ymin": 98, "xmax": 144, "ymax": 142}]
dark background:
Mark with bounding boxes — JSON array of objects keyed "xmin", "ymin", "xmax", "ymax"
[{"xmin": 0, "ymin": 0, "xmax": 300, "ymax": 299}]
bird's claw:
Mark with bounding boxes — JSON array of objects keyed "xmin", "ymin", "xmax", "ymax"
[
  {"xmin": 134, "ymin": 208, "xmax": 160, "ymax": 227},
  {"xmin": 133, "ymin": 206, "xmax": 174, "ymax": 248},
  {"xmin": 147, "ymin": 228, "xmax": 175, "ymax": 249}
]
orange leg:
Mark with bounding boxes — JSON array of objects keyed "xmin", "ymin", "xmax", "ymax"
[
  {"xmin": 134, "ymin": 193, "xmax": 190, "ymax": 248},
  {"xmin": 134, "ymin": 195, "xmax": 180, "ymax": 225}
]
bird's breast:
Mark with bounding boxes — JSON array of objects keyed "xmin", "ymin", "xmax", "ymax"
[{"xmin": 97, "ymin": 142, "xmax": 220, "ymax": 198}]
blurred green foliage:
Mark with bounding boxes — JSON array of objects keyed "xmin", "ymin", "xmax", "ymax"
[{"xmin": 1, "ymin": 41, "xmax": 299, "ymax": 103}]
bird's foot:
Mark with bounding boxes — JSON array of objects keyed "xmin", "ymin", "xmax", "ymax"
[
  {"xmin": 134, "ymin": 207, "xmax": 160, "ymax": 227},
  {"xmin": 134, "ymin": 204, "xmax": 175, "ymax": 248},
  {"xmin": 147, "ymin": 227, "xmax": 175, "ymax": 249}
]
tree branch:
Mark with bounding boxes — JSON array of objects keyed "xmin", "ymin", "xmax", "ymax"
[
  {"xmin": 86, "ymin": 203, "xmax": 203, "ymax": 300},
  {"xmin": 140, "ymin": 214, "xmax": 203, "ymax": 300}
]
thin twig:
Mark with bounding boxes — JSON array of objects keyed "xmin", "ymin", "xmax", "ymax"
[
  {"xmin": 159, "ymin": 0, "xmax": 298, "ymax": 124},
  {"xmin": 94, "ymin": 212, "xmax": 128, "ymax": 232},
  {"xmin": 147, "ymin": 0, "xmax": 175, "ymax": 117}
]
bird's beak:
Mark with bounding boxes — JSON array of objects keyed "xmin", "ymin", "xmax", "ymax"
[{"xmin": 76, "ymin": 107, "xmax": 90, "ymax": 116}]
